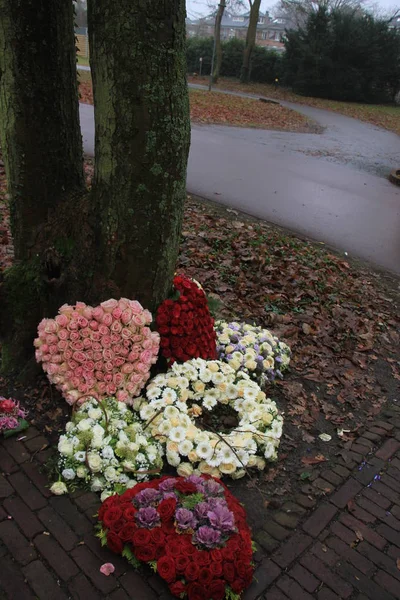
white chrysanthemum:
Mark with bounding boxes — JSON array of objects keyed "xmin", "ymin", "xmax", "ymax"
[
  {"xmin": 158, "ymin": 420, "xmax": 171, "ymax": 435},
  {"xmin": 203, "ymin": 396, "xmax": 217, "ymax": 410},
  {"xmin": 169, "ymin": 426, "xmax": 187, "ymax": 443},
  {"xmin": 178, "ymin": 440, "xmax": 193, "ymax": 456},
  {"xmin": 61, "ymin": 468, "xmax": 76, "ymax": 480},
  {"xmin": 217, "ymin": 445, "xmax": 236, "ymax": 464},
  {"xmin": 140, "ymin": 405, "xmax": 156, "ymax": 420},
  {"xmin": 196, "ymin": 441, "xmax": 214, "ymax": 461},
  {"xmin": 176, "ymin": 401, "xmax": 189, "ymax": 413},
  {"xmin": 243, "ymin": 387, "xmax": 259, "ymax": 401},
  {"xmin": 194, "ymin": 431, "xmax": 209, "ymax": 444},
  {"xmin": 166, "ymin": 451, "xmax": 181, "ymax": 467},
  {"xmin": 264, "ymin": 442, "xmax": 276, "ymax": 460},
  {"xmin": 136, "ymin": 434, "xmax": 148, "ymax": 447},
  {"xmin": 147, "ymin": 387, "xmax": 162, "ymax": 400},
  {"xmin": 162, "ymin": 388, "xmax": 177, "ymax": 403},
  {"xmin": 164, "ymin": 405, "xmax": 180, "ymax": 419},
  {"xmin": 270, "ymin": 419, "xmax": 283, "ymax": 439},
  {"xmin": 226, "ymin": 384, "xmax": 239, "ymax": 399},
  {"xmin": 199, "ymin": 368, "xmax": 212, "ymax": 383}
]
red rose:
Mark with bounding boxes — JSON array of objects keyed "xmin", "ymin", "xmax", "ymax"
[
  {"xmin": 185, "ymin": 561, "xmax": 200, "ymax": 582},
  {"xmin": 119, "ymin": 522, "xmax": 137, "ymax": 542},
  {"xmin": 132, "ymin": 528, "xmax": 151, "ymax": 546},
  {"xmin": 151, "ymin": 528, "xmax": 165, "ymax": 545},
  {"xmin": 198, "ymin": 567, "xmax": 212, "ymax": 586},
  {"xmin": 196, "ymin": 551, "xmax": 211, "ymax": 567},
  {"xmin": 209, "ymin": 580, "xmax": 226, "ymax": 600},
  {"xmin": 166, "ymin": 538, "xmax": 185, "ymax": 556},
  {"xmin": 209, "ymin": 561, "xmax": 223, "ymax": 576},
  {"xmin": 155, "ymin": 544, "xmax": 165, "ymax": 560},
  {"xmin": 158, "ymin": 498, "xmax": 177, "ymax": 522},
  {"xmin": 221, "ymin": 546, "xmax": 234, "ymax": 561},
  {"xmin": 231, "ymin": 578, "xmax": 246, "ymax": 594},
  {"xmin": 157, "ymin": 555, "xmax": 176, "ymax": 583},
  {"xmin": 170, "ymin": 581, "xmax": 186, "ymax": 596},
  {"xmin": 107, "ymin": 531, "xmax": 123, "ymax": 554},
  {"xmin": 135, "ymin": 544, "xmax": 157, "ymax": 562},
  {"xmin": 211, "ymin": 549, "xmax": 223, "ymax": 562},
  {"xmin": 99, "ymin": 494, "xmax": 120, "ymax": 521},
  {"xmin": 111, "ymin": 518, "xmax": 125, "ymax": 533},
  {"xmin": 123, "ymin": 506, "xmax": 137, "ymax": 521},
  {"xmin": 223, "ymin": 563, "xmax": 236, "ymax": 583},
  {"xmin": 187, "ymin": 582, "xmax": 207, "ymax": 600},
  {"xmin": 103, "ymin": 506, "xmax": 123, "ymax": 529},
  {"xmin": 0, "ymin": 399, "xmax": 16, "ymax": 413},
  {"xmin": 174, "ymin": 480, "xmax": 197, "ymax": 495},
  {"xmin": 175, "ymin": 554, "xmax": 190, "ymax": 573},
  {"xmin": 163, "ymin": 521, "xmax": 176, "ymax": 535}
]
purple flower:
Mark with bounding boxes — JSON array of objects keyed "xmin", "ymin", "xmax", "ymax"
[
  {"xmin": 175, "ymin": 508, "xmax": 197, "ymax": 531},
  {"xmin": 134, "ymin": 488, "xmax": 161, "ymax": 507},
  {"xmin": 207, "ymin": 505, "xmax": 236, "ymax": 533},
  {"xmin": 194, "ymin": 502, "xmax": 210, "ymax": 520},
  {"xmin": 162, "ymin": 491, "xmax": 178, "ymax": 500},
  {"xmin": 200, "ymin": 479, "xmax": 224, "ymax": 497},
  {"xmin": 135, "ymin": 507, "xmax": 160, "ymax": 529},
  {"xmin": 230, "ymin": 334, "xmax": 239, "ymax": 343},
  {"xmin": 186, "ymin": 474, "xmax": 205, "ymax": 487},
  {"xmin": 158, "ymin": 478, "xmax": 177, "ymax": 492},
  {"xmin": 194, "ymin": 526, "xmax": 222, "ymax": 548},
  {"xmin": 204, "ymin": 497, "xmax": 226, "ymax": 510},
  {"xmin": 275, "ymin": 356, "xmax": 282, "ymax": 363}
]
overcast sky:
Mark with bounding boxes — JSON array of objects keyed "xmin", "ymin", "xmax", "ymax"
[{"xmin": 186, "ymin": 0, "xmax": 399, "ymax": 18}]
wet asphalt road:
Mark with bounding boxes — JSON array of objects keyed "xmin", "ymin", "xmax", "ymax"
[{"xmin": 79, "ymin": 100, "xmax": 400, "ymax": 274}]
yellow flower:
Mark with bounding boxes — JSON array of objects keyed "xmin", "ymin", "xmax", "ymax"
[
  {"xmin": 167, "ymin": 377, "xmax": 178, "ymax": 388},
  {"xmin": 208, "ymin": 362, "xmax": 220, "ymax": 373},
  {"xmin": 177, "ymin": 462, "xmax": 194, "ymax": 477},
  {"xmin": 245, "ymin": 360, "xmax": 257, "ymax": 370},
  {"xmin": 219, "ymin": 462, "xmax": 236, "ymax": 474},
  {"xmin": 188, "ymin": 450, "xmax": 199, "ymax": 462},
  {"xmin": 193, "ymin": 381, "xmax": 205, "ymax": 393},
  {"xmin": 186, "ymin": 425, "xmax": 198, "ymax": 440},
  {"xmin": 262, "ymin": 413, "xmax": 273, "ymax": 425},
  {"xmin": 188, "ymin": 404, "xmax": 202, "ymax": 417},
  {"xmin": 167, "ymin": 441, "xmax": 179, "ymax": 453},
  {"xmin": 198, "ymin": 461, "xmax": 213, "ymax": 474}
]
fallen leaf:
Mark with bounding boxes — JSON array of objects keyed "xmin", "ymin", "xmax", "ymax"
[
  {"xmin": 355, "ymin": 530, "xmax": 364, "ymax": 541},
  {"xmin": 301, "ymin": 454, "xmax": 327, "ymax": 465},
  {"xmin": 319, "ymin": 433, "xmax": 332, "ymax": 442}
]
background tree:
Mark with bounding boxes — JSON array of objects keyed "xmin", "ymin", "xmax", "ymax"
[
  {"xmin": 212, "ymin": 0, "xmax": 227, "ymax": 82},
  {"xmin": 273, "ymin": 0, "xmax": 366, "ymax": 27},
  {"xmin": 0, "ymin": 0, "xmax": 190, "ymax": 376},
  {"xmin": 240, "ymin": 0, "xmax": 262, "ymax": 82}
]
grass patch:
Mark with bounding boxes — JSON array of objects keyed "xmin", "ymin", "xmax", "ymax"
[{"xmin": 77, "ymin": 55, "xmax": 90, "ymax": 67}]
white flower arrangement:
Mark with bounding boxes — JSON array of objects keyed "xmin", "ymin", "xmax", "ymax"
[
  {"xmin": 53, "ymin": 397, "xmax": 163, "ymax": 501},
  {"xmin": 215, "ymin": 321, "xmax": 291, "ymax": 387},
  {"xmin": 134, "ymin": 358, "xmax": 283, "ymax": 479}
]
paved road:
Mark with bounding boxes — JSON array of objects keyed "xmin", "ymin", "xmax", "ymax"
[{"xmin": 79, "ymin": 100, "xmax": 400, "ymax": 274}]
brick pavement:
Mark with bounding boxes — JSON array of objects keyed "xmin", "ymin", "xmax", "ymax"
[{"xmin": 0, "ymin": 402, "xmax": 400, "ymax": 599}]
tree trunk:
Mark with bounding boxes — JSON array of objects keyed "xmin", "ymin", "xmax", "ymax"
[
  {"xmin": 87, "ymin": 0, "xmax": 190, "ymax": 313},
  {"xmin": 240, "ymin": 0, "xmax": 262, "ymax": 83},
  {"xmin": 0, "ymin": 0, "xmax": 86, "ymax": 374},
  {"xmin": 213, "ymin": 0, "xmax": 227, "ymax": 83}
]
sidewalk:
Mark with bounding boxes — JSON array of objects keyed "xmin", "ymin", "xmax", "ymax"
[{"xmin": 1, "ymin": 403, "xmax": 400, "ymax": 599}]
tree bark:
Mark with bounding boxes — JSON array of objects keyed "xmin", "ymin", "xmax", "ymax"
[
  {"xmin": 213, "ymin": 0, "xmax": 227, "ymax": 83},
  {"xmin": 240, "ymin": 0, "xmax": 262, "ymax": 83},
  {"xmin": 0, "ymin": 0, "xmax": 86, "ymax": 374},
  {"xmin": 87, "ymin": 0, "xmax": 190, "ymax": 313}
]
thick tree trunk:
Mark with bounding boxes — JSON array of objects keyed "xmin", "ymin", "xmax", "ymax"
[
  {"xmin": 0, "ymin": 0, "xmax": 86, "ymax": 374},
  {"xmin": 87, "ymin": 0, "xmax": 190, "ymax": 313},
  {"xmin": 240, "ymin": 0, "xmax": 262, "ymax": 83},
  {"xmin": 213, "ymin": 0, "xmax": 226, "ymax": 83}
]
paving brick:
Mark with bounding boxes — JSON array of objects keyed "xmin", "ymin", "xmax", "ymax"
[
  {"xmin": 274, "ymin": 511, "xmax": 300, "ymax": 529},
  {"xmin": 21, "ymin": 426, "xmax": 40, "ymax": 441},
  {"xmin": 369, "ymin": 427, "xmax": 389, "ymax": 436},
  {"xmin": 392, "ymin": 505, "xmax": 400, "ymax": 520},
  {"xmin": 73, "ymin": 491, "xmax": 101, "ymax": 512},
  {"xmin": 34, "ymin": 532, "xmax": 79, "ymax": 581},
  {"xmin": 83, "ymin": 532, "xmax": 128, "ymax": 575},
  {"xmin": 38, "ymin": 505, "xmax": 78, "ymax": 550},
  {"xmin": 296, "ymin": 494, "xmax": 316, "ymax": 509},
  {"xmin": 21, "ymin": 459, "xmax": 52, "ymax": 497},
  {"xmin": 374, "ymin": 571, "xmax": 400, "ymax": 599},
  {"xmin": 372, "ymin": 481, "xmax": 399, "ymax": 504},
  {"xmin": 35, "ymin": 447, "xmax": 54, "ymax": 464},
  {"xmin": 351, "ymin": 444, "xmax": 371, "ymax": 456},
  {"xmin": 381, "ymin": 474, "xmax": 400, "ymax": 494},
  {"xmin": 0, "ymin": 505, "xmax": 6, "ymax": 521},
  {"xmin": 300, "ymin": 553, "xmax": 353, "ymax": 598},
  {"xmin": 71, "ymin": 545, "xmax": 118, "ymax": 593},
  {"xmin": 312, "ymin": 478, "xmax": 334, "ymax": 494},
  {"xmin": 4, "ymin": 438, "xmax": 30, "ymax": 463},
  {"xmin": 50, "ymin": 496, "xmax": 92, "ymax": 534},
  {"xmin": 109, "ymin": 589, "xmax": 130, "ymax": 600},
  {"xmin": 348, "ymin": 502, "xmax": 376, "ymax": 524},
  {"xmin": 24, "ymin": 435, "xmax": 49, "ymax": 454},
  {"xmin": 376, "ymin": 439, "xmax": 400, "ymax": 461},
  {"xmin": 372, "ymin": 421, "xmax": 394, "ymax": 432},
  {"xmin": 337, "ymin": 562, "xmax": 396, "ymax": 600},
  {"xmin": 356, "ymin": 437, "xmax": 375, "ymax": 450},
  {"xmin": 331, "ymin": 521, "xmax": 358, "ymax": 544},
  {"xmin": 119, "ymin": 571, "xmax": 159, "ymax": 600},
  {"xmin": 68, "ymin": 573, "xmax": 100, "ymax": 600},
  {"xmin": 8, "ymin": 471, "xmax": 46, "ymax": 509},
  {"xmin": 388, "ymin": 545, "xmax": 400, "ymax": 560},
  {"xmin": 326, "ymin": 536, "xmax": 374, "ymax": 575},
  {"xmin": 376, "ymin": 524, "xmax": 400, "ymax": 546},
  {"xmin": 391, "ymin": 458, "xmax": 400, "ymax": 470},
  {"xmin": 362, "ymin": 431, "xmax": 382, "ymax": 442},
  {"xmin": 354, "ymin": 461, "xmax": 384, "ymax": 486},
  {"xmin": 281, "ymin": 501, "xmax": 306, "ymax": 515},
  {"xmin": 303, "ymin": 503, "xmax": 337, "ymax": 537},
  {"xmin": 289, "ymin": 563, "xmax": 320, "ymax": 593},
  {"xmin": 321, "ymin": 470, "xmax": 343, "ymax": 486},
  {"xmin": 0, "ymin": 445, "xmax": 18, "ymax": 473},
  {"xmin": 317, "ymin": 589, "xmax": 338, "ymax": 600},
  {"xmin": 362, "ymin": 486, "xmax": 392, "ymax": 509},
  {"xmin": 3, "ymin": 496, "xmax": 43, "ymax": 538},
  {"xmin": 85, "ymin": 506, "xmax": 99, "ymax": 524},
  {"xmin": 310, "ymin": 540, "xmax": 340, "ymax": 567},
  {"xmin": 388, "ymin": 466, "xmax": 400, "ymax": 481},
  {"xmin": 0, "ymin": 555, "xmax": 35, "ymax": 599},
  {"xmin": 333, "ymin": 465, "xmax": 351, "ymax": 478},
  {"xmin": 358, "ymin": 497, "xmax": 400, "ymax": 530},
  {"xmin": 275, "ymin": 574, "xmax": 314, "ymax": 600},
  {"xmin": 0, "ymin": 473, "xmax": 14, "ymax": 498},
  {"xmin": 263, "ymin": 587, "xmax": 290, "ymax": 600},
  {"xmin": 340, "ymin": 513, "xmax": 386, "ymax": 549},
  {"xmin": 255, "ymin": 529, "xmax": 279, "ymax": 553},
  {"xmin": 263, "ymin": 520, "xmax": 291, "ymax": 541},
  {"xmin": 273, "ymin": 531, "xmax": 313, "ymax": 568},
  {"xmin": 331, "ymin": 478, "xmax": 363, "ymax": 508},
  {"xmin": 0, "ymin": 520, "xmax": 37, "ymax": 564},
  {"xmin": 358, "ymin": 540, "xmax": 400, "ymax": 581},
  {"xmin": 23, "ymin": 559, "xmax": 68, "ymax": 599}
]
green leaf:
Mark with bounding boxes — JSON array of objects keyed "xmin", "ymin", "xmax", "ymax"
[
  {"xmin": 122, "ymin": 545, "xmax": 141, "ymax": 569},
  {"xmin": 181, "ymin": 492, "xmax": 204, "ymax": 510},
  {"xmin": 3, "ymin": 419, "xmax": 29, "ymax": 439},
  {"xmin": 148, "ymin": 560, "xmax": 158, "ymax": 572},
  {"xmin": 300, "ymin": 471, "xmax": 312, "ymax": 480}
]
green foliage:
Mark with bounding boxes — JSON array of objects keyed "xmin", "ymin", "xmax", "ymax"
[
  {"xmin": 122, "ymin": 545, "xmax": 141, "ymax": 568},
  {"xmin": 283, "ymin": 7, "xmax": 400, "ymax": 102},
  {"xmin": 96, "ymin": 527, "xmax": 108, "ymax": 547},
  {"xmin": 181, "ymin": 492, "xmax": 205, "ymax": 509}
]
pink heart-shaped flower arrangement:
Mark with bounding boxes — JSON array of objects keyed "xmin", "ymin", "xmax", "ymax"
[{"xmin": 34, "ymin": 298, "xmax": 160, "ymax": 405}]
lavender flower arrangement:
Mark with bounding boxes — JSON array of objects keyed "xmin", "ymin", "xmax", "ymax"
[
  {"xmin": 215, "ymin": 320, "xmax": 291, "ymax": 386},
  {"xmin": 0, "ymin": 397, "xmax": 29, "ymax": 438}
]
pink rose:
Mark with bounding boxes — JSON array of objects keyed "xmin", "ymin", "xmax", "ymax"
[
  {"xmin": 69, "ymin": 331, "xmax": 80, "ymax": 342},
  {"xmin": 94, "ymin": 360, "xmax": 103, "ymax": 370},
  {"xmin": 151, "ymin": 332, "xmax": 160, "ymax": 344},
  {"xmin": 104, "ymin": 373, "xmax": 113, "ymax": 383},
  {"xmin": 133, "ymin": 314, "xmax": 145, "ymax": 327},
  {"xmin": 142, "ymin": 339, "xmax": 152, "ymax": 350},
  {"xmin": 113, "ymin": 357, "xmax": 125, "ymax": 368},
  {"xmin": 121, "ymin": 328, "xmax": 133, "ymax": 340},
  {"xmin": 102, "ymin": 313, "xmax": 113, "ymax": 327},
  {"xmin": 80, "ymin": 327, "xmax": 91, "ymax": 339},
  {"xmin": 113, "ymin": 373, "xmax": 124, "ymax": 387},
  {"xmin": 122, "ymin": 339, "xmax": 131, "ymax": 349},
  {"xmin": 71, "ymin": 341, "xmax": 84, "ymax": 351},
  {"xmin": 112, "ymin": 307, "xmax": 123, "ymax": 320},
  {"xmin": 75, "ymin": 366, "xmax": 84, "ymax": 377},
  {"xmin": 92, "ymin": 306, "xmax": 104, "ymax": 322},
  {"xmin": 89, "ymin": 320, "xmax": 99, "ymax": 331},
  {"xmin": 86, "ymin": 350, "xmax": 94, "ymax": 360},
  {"xmin": 39, "ymin": 344, "xmax": 49, "ymax": 354},
  {"xmin": 85, "ymin": 361, "xmax": 95, "ymax": 371},
  {"xmin": 121, "ymin": 308, "xmax": 133, "ymax": 325},
  {"xmin": 58, "ymin": 363, "xmax": 68, "ymax": 373},
  {"xmin": 47, "ymin": 364, "xmax": 59, "ymax": 375},
  {"xmin": 71, "ymin": 377, "xmax": 81, "ymax": 388},
  {"xmin": 119, "ymin": 347, "xmax": 129, "ymax": 357},
  {"xmin": 143, "ymin": 309, "xmax": 152, "ymax": 324},
  {"xmin": 66, "ymin": 390, "xmax": 80, "ymax": 405},
  {"xmin": 128, "ymin": 351, "xmax": 139, "ymax": 362},
  {"xmin": 93, "ymin": 353, "xmax": 103, "ymax": 363},
  {"xmin": 90, "ymin": 331, "xmax": 101, "ymax": 342},
  {"xmin": 142, "ymin": 327, "xmax": 151, "ymax": 338},
  {"xmin": 97, "ymin": 382, "xmax": 107, "ymax": 395},
  {"xmin": 72, "ymin": 351, "xmax": 86, "ymax": 363},
  {"xmin": 127, "ymin": 382, "xmax": 138, "ymax": 394},
  {"xmin": 121, "ymin": 363, "xmax": 134, "ymax": 374},
  {"xmin": 103, "ymin": 349, "xmax": 114, "ymax": 361},
  {"xmin": 104, "ymin": 361, "xmax": 114, "ymax": 372},
  {"xmin": 106, "ymin": 384, "xmax": 117, "ymax": 396},
  {"xmin": 78, "ymin": 383, "xmax": 89, "ymax": 394},
  {"xmin": 83, "ymin": 338, "xmax": 92, "ymax": 349},
  {"xmin": 52, "ymin": 354, "xmax": 63, "ymax": 364},
  {"xmin": 78, "ymin": 316, "xmax": 89, "ymax": 328},
  {"xmin": 46, "ymin": 334, "xmax": 58, "ymax": 345},
  {"xmin": 65, "ymin": 370, "xmax": 74, "ymax": 380},
  {"xmin": 42, "ymin": 354, "xmax": 51, "ymax": 362},
  {"xmin": 116, "ymin": 390, "xmax": 129, "ymax": 402},
  {"xmin": 113, "ymin": 344, "xmax": 124, "ymax": 356},
  {"xmin": 130, "ymin": 373, "xmax": 143, "ymax": 384},
  {"xmin": 67, "ymin": 320, "xmax": 78, "ymax": 332},
  {"xmin": 75, "ymin": 301, "xmax": 86, "ymax": 310},
  {"xmin": 48, "ymin": 345, "xmax": 58, "ymax": 355},
  {"xmin": 129, "ymin": 300, "xmax": 143, "ymax": 314},
  {"xmin": 140, "ymin": 350, "xmax": 152, "ymax": 364},
  {"xmin": 101, "ymin": 336, "xmax": 112, "ymax": 348},
  {"xmin": 98, "ymin": 325, "xmax": 109, "ymax": 337},
  {"xmin": 64, "ymin": 350, "xmax": 73, "ymax": 361},
  {"xmin": 95, "ymin": 370, "xmax": 104, "ymax": 381},
  {"xmin": 44, "ymin": 319, "xmax": 58, "ymax": 334},
  {"xmin": 110, "ymin": 334, "xmax": 121, "ymax": 345},
  {"xmin": 100, "ymin": 299, "xmax": 118, "ymax": 313},
  {"xmin": 55, "ymin": 314, "xmax": 69, "ymax": 328},
  {"xmin": 133, "ymin": 335, "xmax": 143, "ymax": 343},
  {"xmin": 82, "ymin": 306, "xmax": 93, "ymax": 320},
  {"xmin": 59, "ymin": 304, "xmax": 74, "ymax": 316},
  {"xmin": 110, "ymin": 321, "xmax": 123, "ymax": 334},
  {"xmin": 92, "ymin": 343, "xmax": 102, "ymax": 352},
  {"xmin": 136, "ymin": 362, "xmax": 148, "ymax": 374}
]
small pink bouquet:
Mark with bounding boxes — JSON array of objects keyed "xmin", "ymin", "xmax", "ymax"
[
  {"xmin": 34, "ymin": 298, "xmax": 160, "ymax": 405},
  {"xmin": 0, "ymin": 397, "xmax": 29, "ymax": 438}
]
